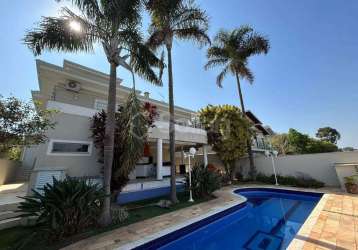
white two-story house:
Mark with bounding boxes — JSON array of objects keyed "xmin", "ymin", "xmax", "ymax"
[
  {"xmin": 23, "ymin": 60, "xmax": 209, "ymax": 198},
  {"xmin": 22, "ymin": 59, "xmax": 273, "ymax": 201}
]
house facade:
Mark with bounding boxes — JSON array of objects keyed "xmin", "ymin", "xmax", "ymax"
[
  {"xmin": 24, "ymin": 60, "xmax": 209, "ymax": 194},
  {"xmin": 23, "ymin": 59, "xmax": 273, "ymax": 196}
]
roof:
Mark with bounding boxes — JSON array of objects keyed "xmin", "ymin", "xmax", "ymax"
[
  {"xmin": 245, "ymin": 110, "xmax": 262, "ymax": 125},
  {"xmin": 245, "ymin": 110, "xmax": 273, "ymax": 136}
]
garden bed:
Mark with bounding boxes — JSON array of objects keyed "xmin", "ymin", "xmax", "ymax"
[{"xmin": 0, "ymin": 192, "xmax": 214, "ymax": 250}]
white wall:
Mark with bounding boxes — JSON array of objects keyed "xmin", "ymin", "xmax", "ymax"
[{"xmin": 238, "ymin": 151, "xmax": 358, "ymax": 187}]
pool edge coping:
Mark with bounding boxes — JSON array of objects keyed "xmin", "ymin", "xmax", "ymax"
[
  {"xmin": 287, "ymin": 193, "xmax": 329, "ymax": 250},
  {"xmin": 116, "ymin": 189, "xmax": 247, "ymax": 249},
  {"xmin": 119, "ymin": 185, "xmax": 328, "ymax": 250}
]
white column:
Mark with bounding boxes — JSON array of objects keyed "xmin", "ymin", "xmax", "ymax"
[
  {"xmin": 156, "ymin": 138, "xmax": 163, "ymax": 180},
  {"xmin": 203, "ymin": 145, "xmax": 208, "ymax": 167}
]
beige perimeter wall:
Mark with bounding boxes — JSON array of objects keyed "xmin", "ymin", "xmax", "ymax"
[{"xmin": 238, "ymin": 151, "xmax": 358, "ymax": 187}]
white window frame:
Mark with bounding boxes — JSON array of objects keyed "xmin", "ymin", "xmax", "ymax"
[
  {"xmin": 47, "ymin": 139, "xmax": 93, "ymax": 156},
  {"xmin": 94, "ymin": 99, "xmax": 108, "ymax": 111},
  {"xmin": 94, "ymin": 99, "xmax": 122, "ymax": 111}
]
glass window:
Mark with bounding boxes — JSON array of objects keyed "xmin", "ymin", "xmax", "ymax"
[
  {"xmin": 94, "ymin": 100, "xmax": 107, "ymax": 111},
  {"xmin": 94, "ymin": 100, "xmax": 122, "ymax": 111},
  {"xmin": 50, "ymin": 141, "xmax": 91, "ymax": 155}
]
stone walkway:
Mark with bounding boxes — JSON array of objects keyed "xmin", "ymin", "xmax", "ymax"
[
  {"xmin": 0, "ymin": 183, "xmax": 27, "ymax": 206},
  {"xmin": 289, "ymin": 192, "xmax": 358, "ymax": 250},
  {"xmin": 62, "ymin": 185, "xmax": 357, "ymax": 250}
]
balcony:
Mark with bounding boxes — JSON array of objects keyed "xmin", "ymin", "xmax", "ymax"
[
  {"xmin": 148, "ymin": 119, "xmax": 207, "ymax": 144},
  {"xmin": 252, "ymin": 139, "xmax": 271, "ymax": 151}
]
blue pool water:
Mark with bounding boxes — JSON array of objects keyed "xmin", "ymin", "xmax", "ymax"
[{"xmin": 135, "ymin": 188, "xmax": 322, "ymax": 250}]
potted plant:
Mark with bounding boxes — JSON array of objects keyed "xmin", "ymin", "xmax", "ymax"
[{"xmin": 344, "ymin": 175, "xmax": 358, "ymax": 194}]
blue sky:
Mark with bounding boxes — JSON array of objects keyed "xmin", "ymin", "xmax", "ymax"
[{"xmin": 1, "ymin": 0, "xmax": 358, "ymax": 148}]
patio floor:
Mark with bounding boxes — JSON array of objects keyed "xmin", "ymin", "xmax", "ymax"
[
  {"xmin": 289, "ymin": 192, "xmax": 358, "ymax": 250},
  {"xmin": 0, "ymin": 182, "xmax": 27, "ymax": 206},
  {"xmin": 61, "ymin": 185, "xmax": 356, "ymax": 250}
]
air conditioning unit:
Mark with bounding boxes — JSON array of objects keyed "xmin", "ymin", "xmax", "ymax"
[{"xmin": 65, "ymin": 80, "xmax": 81, "ymax": 92}]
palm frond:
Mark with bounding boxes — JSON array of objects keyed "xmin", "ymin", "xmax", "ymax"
[
  {"xmin": 147, "ymin": 0, "xmax": 210, "ymax": 47},
  {"xmin": 206, "ymin": 46, "xmax": 229, "ymax": 60},
  {"xmin": 146, "ymin": 29, "xmax": 166, "ymax": 50},
  {"xmin": 245, "ymin": 32, "xmax": 270, "ymax": 55},
  {"xmin": 57, "ymin": 0, "xmax": 103, "ymax": 20},
  {"xmin": 174, "ymin": 26, "xmax": 210, "ymax": 47},
  {"xmin": 102, "ymin": 0, "xmax": 141, "ymax": 32},
  {"xmin": 238, "ymin": 65, "xmax": 254, "ymax": 84},
  {"xmin": 130, "ymin": 42, "xmax": 164, "ymax": 86},
  {"xmin": 216, "ymin": 65, "xmax": 230, "ymax": 88},
  {"xmin": 204, "ymin": 58, "xmax": 228, "ymax": 70},
  {"xmin": 24, "ymin": 14, "xmax": 98, "ymax": 56},
  {"xmin": 205, "ymin": 25, "xmax": 270, "ymax": 86},
  {"xmin": 174, "ymin": 4, "xmax": 209, "ymax": 31}
]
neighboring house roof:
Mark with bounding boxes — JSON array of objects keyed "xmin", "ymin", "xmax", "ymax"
[
  {"xmin": 245, "ymin": 110, "xmax": 262, "ymax": 125},
  {"xmin": 264, "ymin": 126, "xmax": 276, "ymax": 136},
  {"xmin": 245, "ymin": 110, "xmax": 272, "ymax": 136}
]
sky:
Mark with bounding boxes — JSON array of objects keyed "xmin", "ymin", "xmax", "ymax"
[{"xmin": 1, "ymin": 0, "xmax": 358, "ymax": 148}]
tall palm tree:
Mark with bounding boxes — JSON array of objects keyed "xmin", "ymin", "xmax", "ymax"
[
  {"xmin": 146, "ymin": 0, "xmax": 210, "ymax": 203},
  {"xmin": 24, "ymin": 0, "xmax": 163, "ymax": 226},
  {"xmin": 205, "ymin": 26, "xmax": 270, "ymax": 180}
]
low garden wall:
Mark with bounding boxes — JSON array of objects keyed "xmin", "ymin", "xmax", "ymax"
[
  {"xmin": 0, "ymin": 159, "xmax": 20, "ymax": 185},
  {"xmin": 238, "ymin": 151, "xmax": 358, "ymax": 187}
]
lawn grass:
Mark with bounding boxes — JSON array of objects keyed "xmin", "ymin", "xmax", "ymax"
[{"xmin": 0, "ymin": 192, "xmax": 214, "ymax": 250}]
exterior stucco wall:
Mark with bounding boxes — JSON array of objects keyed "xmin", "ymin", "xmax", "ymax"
[
  {"xmin": 33, "ymin": 112, "xmax": 102, "ymax": 177},
  {"xmin": 238, "ymin": 151, "xmax": 358, "ymax": 187},
  {"xmin": 0, "ymin": 159, "xmax": 20, "ymax": 185}
]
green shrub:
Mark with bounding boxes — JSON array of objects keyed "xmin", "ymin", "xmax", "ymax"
[
  {"xmin": 345, "ymin": 175, "xmax": 358, "ymax": 185},
  {"xmin": 256, "ymin": 173, "xmax": 324, "ymax": 188},
  {"xmin": 18, "ymin": 177, "xmax": 105, "ymax": 241},
  {"xmin": 111, "ymin": 206, "xmax": 129, "ymax": 225},
  {"xmin": 186, "ymin": 164, "xmax": 222, "ymax": 198}
]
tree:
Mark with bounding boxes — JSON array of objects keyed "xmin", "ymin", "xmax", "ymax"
[
  {"xmin": 146, "ymin": 0, "xmax": 210, "ymax": 203},
  {"xmin": 287, "ymin": 128, "xmax": 338, "ymax": 154},
  {"xmin": 270, "ymin": 134, "xmax": 291, "ymax": 155},
  {"xmin": 24, "ymin": 0, "xmax": 163, "ymax": 225},
  {"xmin": 0, "ymin": 96, "xmax": 55, "ymax": 158},
  {"xmin": 199, "ymin": 105, "xmax": 251, "ymax": 181},
  {"xmin": 305, "ymin": 139, "xmax": 338, "ymax": 153},
  {"xmin": 90, "ymin": 89, "xmax": 158, "ymax": 197},
  {"xmin": 287, "ymin": 128, "xmax": 310, "ymax": 154},
  {"xmin": 316, "ymin": 127, "xmax": 341, "ymax": 144},
  {"xmin": 204, "ymin": 26, "xmax": 270, "ymax": 180}
]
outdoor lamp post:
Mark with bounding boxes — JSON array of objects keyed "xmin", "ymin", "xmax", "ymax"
[{"xmin": 184, "ymin": 147, "xmax": 197, "ymax": 202}]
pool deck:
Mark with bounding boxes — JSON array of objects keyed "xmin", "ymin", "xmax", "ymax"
[{"xmin": 61, "ymin": 184, "xmax": 357, "ymax": 250}]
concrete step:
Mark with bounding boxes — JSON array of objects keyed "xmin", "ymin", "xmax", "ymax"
[
  {"xmin": 0, "ymin": 203, "xmax": 20, "ymax": 213},
  {"xmin": 0, "ymin": 211, "xmax": 22, "ymax": 221},
  {"xmin": 0, "ymin": 217, "xmax": 22, "ymax": 230}
]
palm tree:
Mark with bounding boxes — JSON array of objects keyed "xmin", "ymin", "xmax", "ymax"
[
  {"xmin": 24, "ymin": 0, "xmax": 163, "ymax": 226},
  {"xmin": 204, "ymin": 26, "xmax": 270, "ymax": 180},
  {"xmin": 146, "ymin": 0, "xmax": 210, "ymax": 203}
]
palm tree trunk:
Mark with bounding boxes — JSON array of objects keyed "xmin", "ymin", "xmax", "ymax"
[
  {"xmin": 166, "ymin": 45, "xmax": 178, "ymax": 203},
  {"xmin": 235, "ymin": 73, "xmax": 256, "ymax": 180},
  {"xmin": 101, "ymin": 62, "xmax": 117, "ymax": 226}
]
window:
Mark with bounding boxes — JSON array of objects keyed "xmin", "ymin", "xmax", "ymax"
[
  {"xmin": 47, "ymin": 140, "xmax": 92, "ymax": 156},
  {"xmin": 94, "ymin": 99, "xmax": 107, "ymax": 111},
  {"xmin": 94, "ymin": 99, "xmax": 122, "ymax": 111}
]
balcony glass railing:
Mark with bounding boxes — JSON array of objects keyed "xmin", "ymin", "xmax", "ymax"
[
  {"xmin": 155, "ymin": 116, "xmax": 203, "ymax": 129},
  {"xmin": 252, "ymin": 140, "xmax": 272, "ymax": 150}
]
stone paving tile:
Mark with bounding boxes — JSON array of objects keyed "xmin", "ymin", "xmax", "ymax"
[{"xmin": 291, "ymin": 191, "xmax": 358, "ymax": 250}]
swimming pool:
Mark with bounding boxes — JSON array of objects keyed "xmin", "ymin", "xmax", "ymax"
[{"xmin": 133, "ymin": 188, "xmax": 322, "ymax": 250}]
